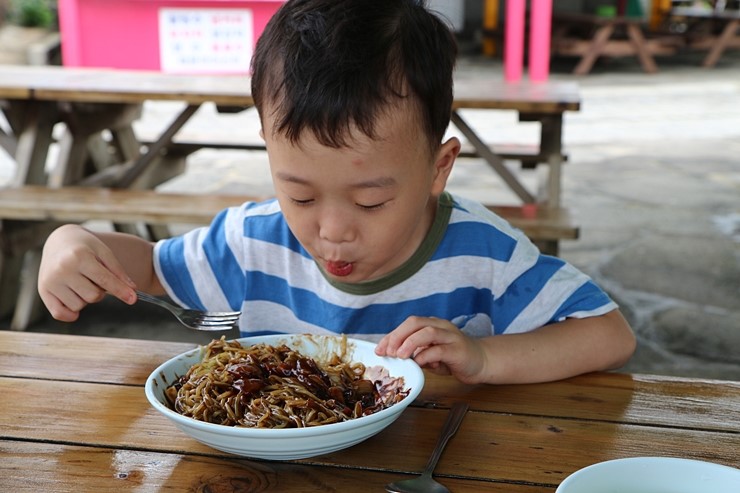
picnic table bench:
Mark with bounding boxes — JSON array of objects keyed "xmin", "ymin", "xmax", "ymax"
[
  {"xmin": 667, "ymin": 6, "xmax": 740, "ymax": 67},
  {"xmin": 0, "ymin": 65, "xmax": 581, "ymax": 330},
  {"xmin": 551, "ymin": 12, "xmax": 682, "ymax": 74}
]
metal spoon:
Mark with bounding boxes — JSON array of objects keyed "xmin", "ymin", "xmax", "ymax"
[{"xmin": 386, "ymin": 402, "xmax": 469, "ymax": 493}]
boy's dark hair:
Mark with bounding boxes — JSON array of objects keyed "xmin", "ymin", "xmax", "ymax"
[{"xmin": 251, "ymin": 0, "xmax": 457, "ymax": 150}]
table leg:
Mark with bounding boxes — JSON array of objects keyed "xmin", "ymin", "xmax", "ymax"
[
  {"xmin": 0, "ymin": 101, "xmax": 57, "ymax": 320},
  {"xmin": 9, "ymin": 101, "xmax": 56, "ymax": 186},
  {"xmin": 114, "ymin": 104, "xmax": 200, "ymax": 188},
  {"xmin": 48, "ymin": 103, "xmax": 144, "ymax": 187},
  {"xmin": 7, "ymin": 103, "xmax": 151, "ymax": 330},
  {"xmin": 450, "ymin": 111, "xmax": 535, "ymax": 204},
  {"xmin": 702, "ymin": 18, "xmax": 739, "ymax": 67},
  {"xmin": 109, "ymin": 107, "xmax": 197, "ymax": 239},
  {"xmin": 0, "ymin": 231, "xmax": 24, "ymax": 319},
  {"xmin": 539, "ymin": 114, "xmax": 564, "ymax": 210},
  {"xmin": 109, "ymin": 125, "xmax": 141, "ymax": 162},
  {"xmin": 538, "ymin": 113, "xmax": 566, "ymax": 256},
  {"xmin": 5, "ymin": 101, "xmax": 80, "ymax": 328},
  {"xmin": 626, "ymin": 23, "xmax": 659, "ymax": 73},
  {"xmin": 0, "ymin": 126, "xmax": 16, "ymax": 157},
  {"xmin": 48, "ymin": 128, "xmax": 94, "ymax": 187},
  {"xmin": 9, "ymin": 249, "xmax": 42, "ymax": 331},
  {"xmin": 574, "ymin": 23, "xmax": 616, "ymax": 75}
]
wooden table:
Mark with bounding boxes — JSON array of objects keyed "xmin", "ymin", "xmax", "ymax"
[
  {"xmin": 0, "ymin": 65, "xmax": 255, "ymax": 329},
  {"xmin": 1, "ymin": 331, "xmax": 738, "ymax": 491},
  {"xmin": 551, "ymin": 13, "xmax": 680, "ymax": 75},
  {"xmin": 0, "ymin": 64, "xmax": 254, "ymax": 191},
  {"xmin": 668, "ymin": 6, "xmax": 740, "ymax": 67}
]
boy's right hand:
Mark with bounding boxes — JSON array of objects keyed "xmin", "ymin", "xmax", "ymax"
[{"xmin": 38, "ymin": 224, "xmax": 138, "ymax": 322}]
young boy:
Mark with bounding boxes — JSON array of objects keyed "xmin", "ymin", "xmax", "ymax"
[{"xmin": 38, "ymin": 0, "xmax": 635, "ymax": 385}]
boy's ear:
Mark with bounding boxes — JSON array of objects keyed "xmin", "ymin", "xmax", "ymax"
[
  {"xmin": 259, "ymin": 128, "xmax": 265, "ymax": 140},
  {"xmin": 431, "ymin": 137, "xmax": 460, "ymax": 196}
]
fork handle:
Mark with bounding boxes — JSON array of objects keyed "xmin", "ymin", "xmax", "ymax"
[
  {"xmin": 135, "ymin": 290, "xmax": 173, "ymax": 312},
  {"xmin": 421, "ymin": 401, "xmax": 469, "ymax": 476}
]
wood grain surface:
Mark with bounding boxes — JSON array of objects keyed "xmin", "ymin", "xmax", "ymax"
[{"xmin": 1, "ymin": 332, "xmax": 737, "ymax": 492}]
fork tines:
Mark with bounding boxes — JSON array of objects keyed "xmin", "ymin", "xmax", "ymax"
[{"xmin": 194, "ymin": 314, "xmax": 240, "ymax": 329}]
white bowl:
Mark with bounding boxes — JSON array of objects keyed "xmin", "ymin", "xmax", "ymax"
[
  {"xmin": 145, "ymin": 334, "xmax": 424, "ymax": 460},
  {"xmin": 557, "ymin": 457, "xmax": 740, "ymax": 493}
]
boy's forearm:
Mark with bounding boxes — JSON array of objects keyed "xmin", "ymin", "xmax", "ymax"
[
  {"xmin": 479, "ymin": 310, "xmax": 636, "ymax": 384},
  {"xmin": 94, "ymin": 231, "xmax": 163, "ymax": 294}
]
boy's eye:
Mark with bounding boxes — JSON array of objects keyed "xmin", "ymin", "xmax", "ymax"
[
  {"xmin": 290, "ymin": 198, "xmax": 314, "ymax": 206},
  {"xmin": 357, "ymin": 202, "xmax": 386, "ymax": 211}
]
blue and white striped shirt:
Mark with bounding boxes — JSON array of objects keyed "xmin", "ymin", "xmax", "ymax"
[{"xmin": 154, "ymin": 193, "xmax": 616, "ymax": 340}]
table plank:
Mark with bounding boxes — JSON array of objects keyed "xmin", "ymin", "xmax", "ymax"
[
  {"xmin": 0, "ymin": 441, "xmax": 547, "ymax": 493},
  {"xmin": 0, "ymin": 331, "xmax": 194, "ymax": 384},
  {"xmin": 452, "ymin": 78, "xmax": 580, "ymax": 112},
  {"xmin": 0, "ymin": 65, "xmax": 252, "ymax": 106},
  {"xmin": 0, "ymin": 186, "xmax": 261, "ymax": 225},
  {"xmin": 1, "ymin": 377, "xmax": 737, "ymax": 486},
  {"xmin": 0, "ymin": 186, "xmax": 577, "ymax": 245},
  {"xmin": 422, "ymin": 371, "xmax": 740, "ymax": 433},
  {"xmin": 1, "ymin": 65, "xmax": 581, "ymax": 112}
]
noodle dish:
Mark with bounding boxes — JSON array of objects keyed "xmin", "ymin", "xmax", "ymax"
[{"xmin": 145, "ymin": 334, "xmax": 424, "ymax": 460}]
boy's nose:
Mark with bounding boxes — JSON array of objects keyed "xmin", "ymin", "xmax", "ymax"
[{"xmin": 318, "ymin": 207, "xmax": 355, "ymax": 243}]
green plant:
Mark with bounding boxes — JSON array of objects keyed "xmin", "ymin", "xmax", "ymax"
[{"xmin": 9, "ymin": 0, "xmax": 56, "ymax": 28}]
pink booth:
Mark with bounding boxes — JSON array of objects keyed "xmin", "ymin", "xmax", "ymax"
[{"xmin": 57, "ymin": 0, "xmax": 285, "ymax": 74}]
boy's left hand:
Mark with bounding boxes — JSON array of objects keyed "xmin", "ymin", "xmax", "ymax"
[{"xmin": 375, "ymin": 316, "xmax": 487, "ymax": 384}]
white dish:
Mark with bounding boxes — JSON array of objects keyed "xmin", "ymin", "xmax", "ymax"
[
  {"xmin": 145, "ymin": 334, "xmax": 424, "ymax": 460},
  {"xmin": 556, "ymin": 457, "xmax": 740, "ymax": 493}
]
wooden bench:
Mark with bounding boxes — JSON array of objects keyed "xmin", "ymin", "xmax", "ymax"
[
  {"xmin": 666, "ymin": 6, "xmax": 740, "ymax": 67},
  {"xmin": 0, "ymin": 186, "xmax": 577, "ymax": 331},
  {"xmin": 458, "ymin": 142, "xmax": 568, "ymax": 169},
  {"xmin": 0, "ymin": 186, "xmax": 578, "ymax": 250},
  {"xmin": 551, "ymin": 12, "xmax": 682, "ymax": 74},
  {"xmin": 141, "ymin": 135, "xmax": 568, "ymax": 171}
]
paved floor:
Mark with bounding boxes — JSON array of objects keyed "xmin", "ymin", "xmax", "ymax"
[{"xmin": 2, "ymin": 50, "xmax": 739, "ymax": 380}]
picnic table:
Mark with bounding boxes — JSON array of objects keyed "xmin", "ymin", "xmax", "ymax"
[
  {"xmin": 0, "ymin": 330, "xmax": 738, "ymax": 491},
  {"xmin": 551, "ymin": 12, "xmax": 682, "ymax": 74},
  {"xmin": 667, "ymin": 6, "xmax": 740, "ymax": 67},
  {"xmin": 0, "ymin": 65, "xmax": 581, "ymax": 330}
]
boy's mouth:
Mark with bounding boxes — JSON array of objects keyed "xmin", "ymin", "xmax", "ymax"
[{"xmin": 325, "ymin": 260, "xmax": 353, "ymax": 277}]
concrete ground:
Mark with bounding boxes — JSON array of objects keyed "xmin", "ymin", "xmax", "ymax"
[{"xmin": 2, "ymin": 48, "xmax": 739, "ymax": 380}]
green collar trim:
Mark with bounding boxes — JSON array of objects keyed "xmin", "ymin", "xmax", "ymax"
[{"xmin": 321, "ymin": 192, "xmax": 454, "ymax": 295}]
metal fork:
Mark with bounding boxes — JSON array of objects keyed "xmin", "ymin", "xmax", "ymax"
[{"xmin": 135, "ymin": 291, "xmax": 240, "ymax": 331}]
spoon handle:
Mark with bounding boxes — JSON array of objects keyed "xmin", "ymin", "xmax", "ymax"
[{"xmin": 422, "ymin": 401, "xmax": 469, "ymax": 476}]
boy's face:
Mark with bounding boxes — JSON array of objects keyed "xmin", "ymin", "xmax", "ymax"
[{"xmin": 262, "ymin": 103, "xmax": 458, "ymax": 283}]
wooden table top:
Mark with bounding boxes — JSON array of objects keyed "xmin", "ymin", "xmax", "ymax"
[
  {"xmin": 0, "ymin": 330, "xmax": 737, "ymax": 492},
  {"xmin": 0, "ymin": 64, "xmax": 580, "ymax": 113},
  {"xmin": 452, "ymin": 77, "xmax": 581, "ymax": 112},
  {"xmin": 0, "ymin": 65, "xmax": 253, "ymax": 105}
]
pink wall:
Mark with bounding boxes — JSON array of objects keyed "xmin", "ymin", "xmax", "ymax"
[{"xmin": 58, "ymin": 0, "xmax": 284, "ymax": 72}]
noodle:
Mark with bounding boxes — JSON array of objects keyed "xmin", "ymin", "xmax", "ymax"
[{"xmin": 165, "ymin": 336, "xmax": 410, "ymax": 428}]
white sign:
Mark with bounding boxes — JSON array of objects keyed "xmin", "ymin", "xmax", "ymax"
[{"xmin": 159, "ymin": 8, "xmax": 253, "ymax": 74}]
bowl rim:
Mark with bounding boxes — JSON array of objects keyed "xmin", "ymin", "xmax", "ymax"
[
  {"xmin": 144, "ymin": 333, "xmax": 425, "ymax": 436},
  {"xmin": 556, "ymin": 456, "xmax": 740, "ymax": 492}
]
